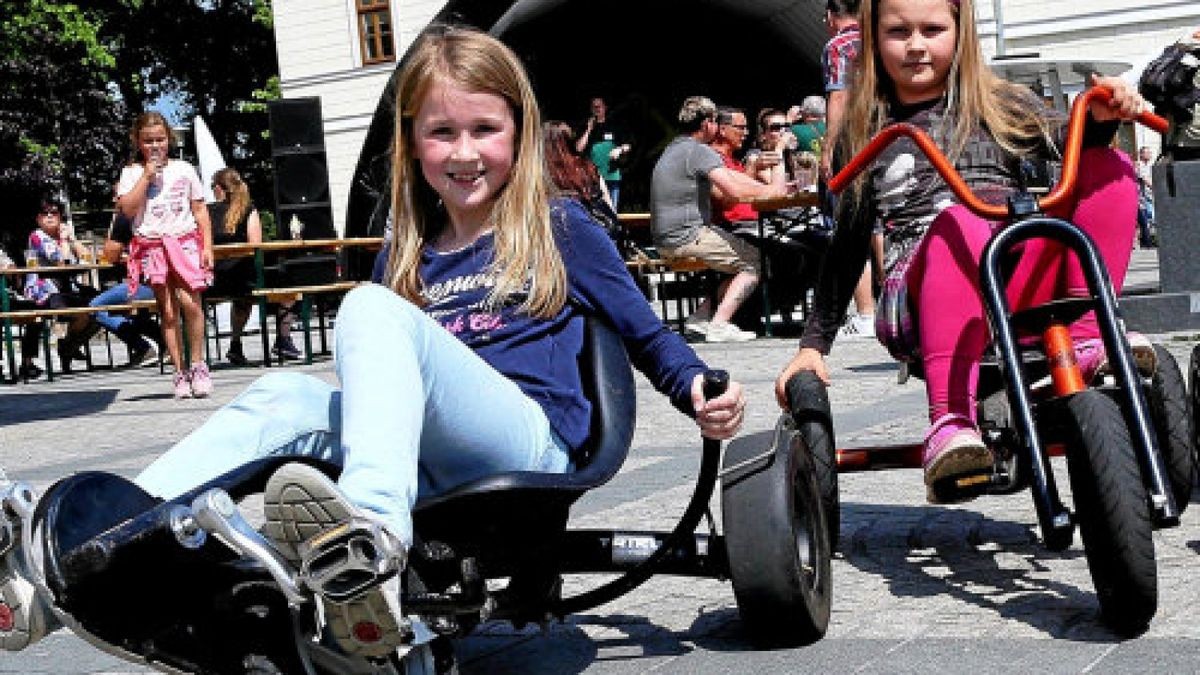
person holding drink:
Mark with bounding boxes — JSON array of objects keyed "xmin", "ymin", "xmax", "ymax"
[{"xmin": 22, "ymin": 199, "xmax": 101, "ymax": 375}]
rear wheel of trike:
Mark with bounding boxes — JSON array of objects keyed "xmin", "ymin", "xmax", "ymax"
[
  {"xmin": 1146, "ymin": 345, "xmax": 1196, "ymax": 513},
  {"xmin": 721, "ymin": 415, "xmax": 831, "ymax": 647},
  {"xmin": 1064, "ymin": 390, "xmax": 1157, "ymax": 637}
]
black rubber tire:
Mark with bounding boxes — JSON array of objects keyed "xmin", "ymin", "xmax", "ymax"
[
  {"xmin": 1146, "ymin": 345, "xmax": 1195, "ymax": 513},
  {"xmin": 721, "ymin": 415, "xmax": 831, "ymax": 647},
  {"xmin": 797, "ymin": 418, "xmax": 839, "ymax": 548},
  {"xmin": 1063, "ymin": 390, "xmax": 1157, "ymax": 637},
  {"xmin": 1189, "ymin": 343, "xmax": 1200, "ymax": 475},
  {"xmin": 785, "ymin": 371, "xmax": 840, "ymax": 548}
]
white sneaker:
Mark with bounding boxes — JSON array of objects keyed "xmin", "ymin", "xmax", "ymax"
[
  {"xmin": 264, "ymin": 463, "xmax": 408, "ymax": 659},
  {"xmin": 683, "ymin": 314, "xmax": 710, "ymax": 337},
  {"xmin": 838, "ymin": 313, "xmax": 876, "ymax": 339},
  {"xmin": 704, "ymin": 321, "xmax": 756, "ymax": 343},
  {"xmin": 0, "ymin": 477, "xmax": 52, "ymax": 651}
]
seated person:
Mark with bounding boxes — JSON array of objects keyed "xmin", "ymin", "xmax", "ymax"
[
  {"xmin": 90, "ymin": 192, "xmax": 161, "ymax": 367},
  {"xmin": 650, "ymin": 96, "xmax": 787, "ymax": 342},
  {"xmin": 206, "ymin": 167, "xmax": 300, "ymax": 365},
  {"xmin": 0, "ymin": 247, "xmax": 47, "ymax": 380},
  {"xmin": 23, "ymin": 199, "xmax": 99, "ymax": 373},
  {"xmin": 543, "ymin": 120, "xmax": 619, "ymax": 242}
]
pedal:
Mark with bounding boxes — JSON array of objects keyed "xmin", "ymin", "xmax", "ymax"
[
  {"xmin": 298, "ymin": 518, "xmax": 405, "ymax": 604},
  {"xmin": 928, "ymin": 469, "xmax": 994, "ymax": 504},
  {"xmin": 190, "ymin": 489, "xmax": 308, "ymax": 607}
]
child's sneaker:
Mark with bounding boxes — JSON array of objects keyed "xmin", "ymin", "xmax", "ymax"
[
  {"xmin": 1074, "ymin": 332, "xmax": 1158, "ymax": 384},
  {"xmin": 922, "ymin": 414, "xmax": 993, "ymax": 503},
  {"xmin": 263, "ymin": 463, "xmax": 408, "ymax": 658},
  {"xmin": 189, "ymin": 362, "xmax": 213, "ymax": 399},
  {"xmin": 1, "ymin": 476, "xmax": 53, "ymax": 651},
  {"xmin": 173, "ymin": 369, "xmax": 193, "ymax": 399}
]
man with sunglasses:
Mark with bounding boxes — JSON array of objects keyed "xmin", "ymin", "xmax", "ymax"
[{"xmin": 650, "ymin": 97, "xmax": 788, "ymax": 343}]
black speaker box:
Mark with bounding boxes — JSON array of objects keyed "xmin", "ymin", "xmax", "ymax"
[
  {"xmin": 1152, "ymin": 160, "xmax": 1200, "ymax": 293},
  {"xmin": 268, "ymin": 98, "xmax": 325, "ymax": 152},
  {"xmin": 274, "ymin": 154, "xmax": 331, "ymax": 206},
  {"xmin": 268, "ymin": 97, "xmax": 336, "ymax": 240}
]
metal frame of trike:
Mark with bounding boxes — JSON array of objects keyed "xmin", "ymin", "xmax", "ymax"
[{"xmin": 820, "ymin": 85, "xmax": 1180, "ymax": 543}]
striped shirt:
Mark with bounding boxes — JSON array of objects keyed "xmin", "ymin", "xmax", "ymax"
[{"xmin": 823, "ymin": 25, "xmax": 861, "ymax": 92}]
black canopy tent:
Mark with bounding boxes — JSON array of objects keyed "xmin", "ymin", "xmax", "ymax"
[{"xmin": 344, "ymin": 0, "xmax": 829, "ymax": 255}]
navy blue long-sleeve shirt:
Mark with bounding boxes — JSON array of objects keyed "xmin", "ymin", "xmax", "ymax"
[{"xmin": 372, "ymin": 198, "xmax": 706, "ymax": 453}]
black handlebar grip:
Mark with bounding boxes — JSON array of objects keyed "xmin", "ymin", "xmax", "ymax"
[{"xmin": 703, "ymin": 369, "xmax": 729, "ymax": 400}]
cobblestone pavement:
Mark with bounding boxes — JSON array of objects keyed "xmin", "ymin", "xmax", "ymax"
[{"xmin": 3, "ymin": 253, "xmax": 1200, "ymax": 672}]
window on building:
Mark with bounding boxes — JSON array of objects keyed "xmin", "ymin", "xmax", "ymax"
[{"xmin": 357, "ymin": 0, "xmax": 395, "ymax": 65}]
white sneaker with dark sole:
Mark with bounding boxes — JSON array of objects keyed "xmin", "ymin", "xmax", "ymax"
[
  {"xmin": 0, "ymin": 477, "xmax": 52, "ymax": 652},
  {"xmin": 263, "ymin": 463, "xmax": 407, "ymax": 659}
]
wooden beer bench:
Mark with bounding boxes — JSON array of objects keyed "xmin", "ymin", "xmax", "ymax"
[{"xmin": 0, "ymin": 299, "xmax": 161, "ymax": 382}]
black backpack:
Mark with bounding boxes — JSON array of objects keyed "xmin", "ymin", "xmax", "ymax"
[{"xmin": 1138, "ymin": 37, "xmax": 1200, "ymax": 159}]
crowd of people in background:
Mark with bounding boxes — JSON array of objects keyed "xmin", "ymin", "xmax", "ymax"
[
  {"xmin": 0, "ymin": 116, "xmax": 303, "ymax": 394},
  {"xmin": 0, "ymin": 0, "xmax": 1170, "ymax": 383}
]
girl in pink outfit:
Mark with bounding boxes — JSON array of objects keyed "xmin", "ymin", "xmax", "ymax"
[
  {"xmin": 116, "ymin": 111, "xmax": 215, "ymax": 399},
  {"xmin": 776, "ymin": 0, "xmax": 1154, "ymax": 501}
]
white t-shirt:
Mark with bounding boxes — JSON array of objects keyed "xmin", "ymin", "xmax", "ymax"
[{"xmin": 117, "ymin": 160, "xmax": 204, "ymax": 238}]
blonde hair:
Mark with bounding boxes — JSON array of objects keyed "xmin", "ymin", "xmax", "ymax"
[
  {"xmin": 384, "ymin": 26, "xmax": 566, "ymax": 318},
  {"xmin": 129, "ymin": 111, "xmax": 172, "ymax": 164},
  {"xmin": 212, "ymin": 167, "xmax": 251, "ymax": 235},
  {"xmin": 841, "ymin": 0, "xmax": 1055, "ymax": 191}
]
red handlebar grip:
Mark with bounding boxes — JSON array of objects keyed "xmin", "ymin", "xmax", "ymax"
[{"xmin": 1086, "ymin": 86, "xmax": 1169, "ymax": 134}]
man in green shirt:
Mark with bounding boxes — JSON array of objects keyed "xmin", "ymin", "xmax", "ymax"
[{"xmin": 790, "ymin": 95, "xmax": 827, "ymax": 156}]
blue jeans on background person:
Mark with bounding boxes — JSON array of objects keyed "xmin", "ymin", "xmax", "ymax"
[
  {"xmin": 133, "ymin": 284, "xmax": 571, "ymax": 548},
  {"xmin": 606, "ymin": 180, "xmax": 621, "ymax": 212},
  {"xmin": 1136, "ymin": 190, "xmax": 1156, "ymax": 247},
  {"xmin": 90, "ymin": 282, "xmax": 154, "ymax": 334}
]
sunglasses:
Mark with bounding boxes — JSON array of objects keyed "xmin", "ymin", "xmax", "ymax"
[{"xmin": 766, "ymin": 123, "xmax": 789, "ymax": 132}]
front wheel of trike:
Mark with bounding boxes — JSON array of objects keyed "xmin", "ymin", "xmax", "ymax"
[
  {"xmin": 721, "ymin": 415, "xmax": 832, "ymax": 647},
  {"xmin": 1063, "ymin": 389, "xmax": 1157, "ymax": 637}
]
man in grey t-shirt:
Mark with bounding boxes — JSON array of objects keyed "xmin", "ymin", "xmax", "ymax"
[{"xmin": 649, "ymin": 96, "xmax": 787, "ymax": 342}]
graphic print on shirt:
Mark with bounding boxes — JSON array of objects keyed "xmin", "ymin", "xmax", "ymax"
[
  {"xmin": 147, "ymin": 177, "xmax": 192, "ymax": 224},
  {"xmin": 421, "ymin": 269, "xmax": 531, "ymax": 344}
]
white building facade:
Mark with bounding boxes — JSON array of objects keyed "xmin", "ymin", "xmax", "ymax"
[
  {"xmin": 270, "ymin": 0, "xmax": 444, "ymax": 234},
  {"xmin": 271, "ymin": 1, "xmax": 1200, "ymax": 233}
]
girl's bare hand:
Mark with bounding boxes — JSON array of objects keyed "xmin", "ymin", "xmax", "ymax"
[
  {"xmin": 774, "ymin": 347, "xmax": 829, "ymax": 409},
  {"xmin": 1088, "ymin": 73, "xmax": 1149, "ymax": 122},
  {"xmin": 691, "ymin": 375, "xmax": 746, "ymax": 440}
]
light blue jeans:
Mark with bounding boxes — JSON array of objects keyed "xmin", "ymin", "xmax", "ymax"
[
  {"xmin": 90, "ymin": 282, "xmax": 154, "ymax": 334},
  {"xmin": 134, "ymin": 284, "xmax": 571, "ymax": 546}
]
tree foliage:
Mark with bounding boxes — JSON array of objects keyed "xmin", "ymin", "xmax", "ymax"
[
  {"xmin": 0, "ymin": 1, "xmax": 128, "ymax": 249},
  {"xmin": 0, "ymin": 0, "xmax": 279, "ymax": 250}
]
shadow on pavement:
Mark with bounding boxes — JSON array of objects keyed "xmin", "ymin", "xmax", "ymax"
[
  {"xmin": 0, "ymin": 389, "xmax": 119, "ymax": 426},
  {"xmin": 837, "ymin": 501, "xmax": 1124, "ymax": 642}
]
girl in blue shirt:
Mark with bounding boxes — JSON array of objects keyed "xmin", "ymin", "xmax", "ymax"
[{"xmin": 127, "ymin": 25, "xmax": 747, "ymax": 658}]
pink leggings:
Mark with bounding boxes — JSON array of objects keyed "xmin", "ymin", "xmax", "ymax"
[{"xmin": 905, "ymin": 147, "xmax": 1138, "ymax": 424}]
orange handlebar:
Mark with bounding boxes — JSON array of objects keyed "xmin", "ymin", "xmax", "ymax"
[{"xmin": 827, "ymin": 86, "xmax": 1169, "ymax": 220}]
